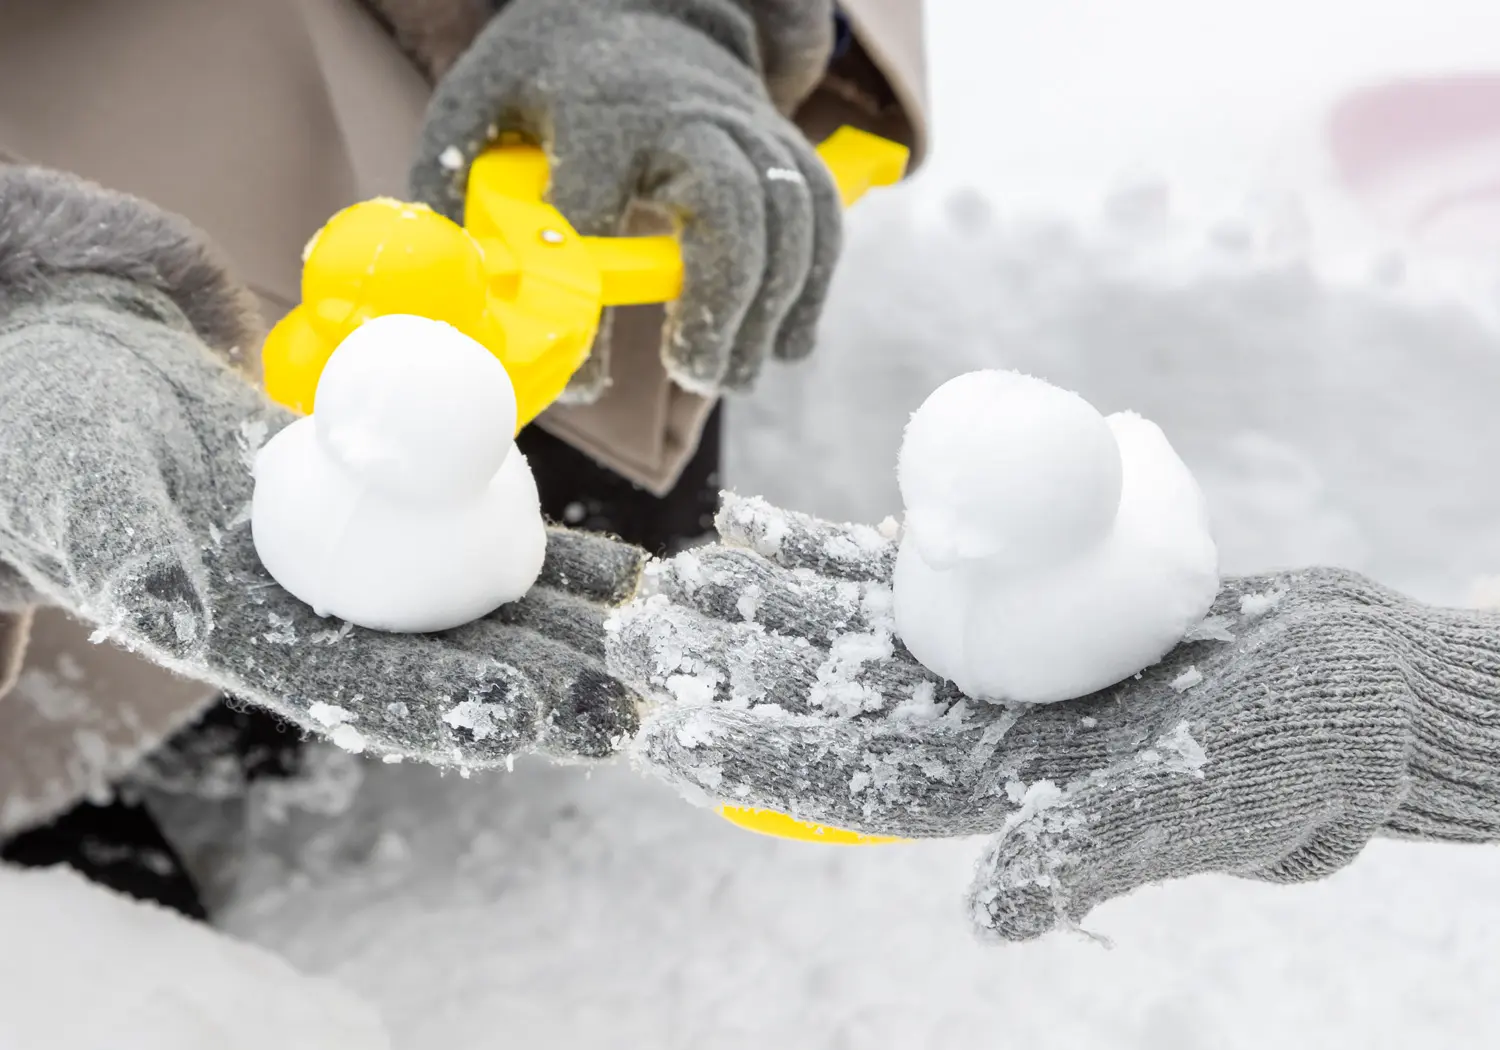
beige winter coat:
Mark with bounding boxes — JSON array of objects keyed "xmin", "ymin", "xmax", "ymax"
[{"xmin": 0, "ymin": 0, "xmax": 927, "ymax": 835}]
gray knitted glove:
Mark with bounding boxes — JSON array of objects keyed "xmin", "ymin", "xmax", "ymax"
[
  {"xmin": 410, "ymin": 0, "xmax": 841, "ymax": 397},
  {"xmin": 0, "ymin": 166, "xmax": 646, "ymax": 766},
  {"xmin": 611, "ymin": 494, "xmax": 1500, "ymax": 941}
]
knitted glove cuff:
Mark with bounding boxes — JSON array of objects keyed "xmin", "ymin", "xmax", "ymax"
[
  {"xmin": 631, "ymin": 0, "xmax": 836, "ymax": 112},
  {"xmin": 500, "ymin": 0, "xmax": 834, "ymax": 112},
  {"xmin": 379, "ymin": 0, "xmax": 835, "ymax": 110},
  {"xmin": 0, "ymin": 163, "xmax": 262, "ymax": 366},
  {"xmin": 1381, "ymin": 599, "xmax": 1500, "ymax": 843},
  {"xmin": 732, "ymin": 0, "xmax": 838, "ymax": 113}
]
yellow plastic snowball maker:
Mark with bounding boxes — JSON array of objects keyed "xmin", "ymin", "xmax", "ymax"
[
  {"xmin": 261, "ymin": 125, "xmax": 911, "ymax": 427},
  {"xmin": 260, "ymin": 126, "xmax": 911, "ymax": 846}
]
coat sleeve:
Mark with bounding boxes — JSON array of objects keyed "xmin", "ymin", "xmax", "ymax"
[{"xmin": 803, "ymin": 0, "xmax": 930, "ymax": 171}]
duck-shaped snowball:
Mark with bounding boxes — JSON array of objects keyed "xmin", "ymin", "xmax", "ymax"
[
  {"xmin": 251, "ymin": 314, "xmax": 547, "ymax": 633},
  {"xmin": 892, "ymin": 370, "xmax": 1219, "ymax": 704}
]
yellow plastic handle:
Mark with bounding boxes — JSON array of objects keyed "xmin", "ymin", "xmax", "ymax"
[
  {"xmin": 262, "ymin": 126, "xmax": 910, "ymax": 425},
  {"xmin": 468, "ymin": 125, "xmax": 910, "ymax": 310}
]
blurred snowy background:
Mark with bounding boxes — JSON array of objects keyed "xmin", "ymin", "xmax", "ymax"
[{"xmin": 33, "ymin": 1, "xmax": 1500, "ymax": 1047}]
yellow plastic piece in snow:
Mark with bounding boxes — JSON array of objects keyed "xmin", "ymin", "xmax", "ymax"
[
  {"xmin": 717, "ymin": 805, "xmax": 906, "ymax": 845},
  {"xmin": 262, "ymin": 125, "xmax": 909, "ymax": 428}
]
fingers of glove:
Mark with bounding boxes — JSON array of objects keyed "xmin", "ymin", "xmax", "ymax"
[
  {"xmin": 207, "ymin": 565, "xmax": 635, "ymax": 763},
  {"xmin": 968, "ymin": 809, "xmax": 1111, "ymax": 943},
  {"xmin": 0, "ymin": 314, "xmax": 182, "ymax": 500},
  {"xmin": 654, "ymin": 543, "xmax": 890, "ymax": 640},
  {"xmin": 207, "ymin": 519, "xmax": 643, "ymax": 763},
  {"xmin": 606, "ymin": 594, "xmax": 939, "ymax": 717},
  {"xmin": 93, "ymin": 547, "xmax": 212, "ymax": 664},
  {"xmin": 199, "ymin": 528, "xmax": 544, "ymax": 762},
  {"xmin": 544, "ymin": 105, "xmax": 652, "ymax": 237},
  {"xmin": 773, "ymin": 132, "xmax": 844, "ymax": 363},
  {"xmin": 441, "ymin": 616, "xmax": 641, "ymax": 759},
  {"xmin": 0, "ymin": 395, "xmax": 235, "ymax": 663},
  {"xmin": 966, "ymin": 713, "xmax": 1252, "ymax": 943},
  {"xmin": 536, "ymin": 660, "xmax": 642, "ymax": 760},
  {"xmin": 31, "ymin": 449, "xmax": 214, "ymax": 653},
  {"xmin": 482, "ymin": 584, "xmax": 613, "ymax": 661},
  {"xmin": 164, "ymin": 346, "xmax": 297, "ymax": 456},
  {"xmin": 643, "ymin": 122, "xmax": 766, "ymax": 394},
  {"xmin": 634, "ymin": 702, "xmax": 1016, "ymax": 838},
  {"xmin": 538, "ymin": 527, "xmax": 648, "ymax": 606},
  {"xmin": 161, "ymin": 391, "xmax": 296, "ymax": 529},
  {"xmin": 714, "ymin": 493, "xmax": 898, "ymax": 583},
  {"xmin": 710, "ymin": 120, "xmax": 816, "ymax": 390},
  {"xmin": 607, "ymin": 595, "xmax": 825, "ymax": 713},
  {"xmin": 230, "ymin": 625, "xmax": 544, "ymax": 766},
  {"xmin": 408, "ymin": 21, "xmax": 540, "ymax": 221},
  {"xmin": 966, "ymin": 775, "xmax": 1230, "ymax": 944}
]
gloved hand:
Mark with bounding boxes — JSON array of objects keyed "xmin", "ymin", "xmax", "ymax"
[
  {"xmin": 611, "ymin": 494, "xmax": 1500, "ymax": 941},
  {"xmin": 0, "ymin": 166, "xmax": 646, "ymax": 766},
  {"xmin": 409, "ymin": 0, "xmax": 842, "ymax": 397}
]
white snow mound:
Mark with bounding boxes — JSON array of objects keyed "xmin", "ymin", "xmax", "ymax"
[{"xmin": 0, "ymin": 865, "xmax": 390, "ymax": 1050}]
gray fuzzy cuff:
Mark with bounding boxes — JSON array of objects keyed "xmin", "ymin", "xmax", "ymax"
[{"xmin": 0, "ymin": 163, "xmax": 262, "ymax": 364}]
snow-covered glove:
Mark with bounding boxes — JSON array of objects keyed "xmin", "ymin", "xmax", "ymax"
[
  {"xmin": 0, "ymin": 166, "xmax": 646, "ymax": 765},
  {"xmin": 409, "ymin": 0, "xmax": 841, "ymax": 397},
  {"xmin": 610, "ymin": 494, "xmax": 1500, "ymax": 941}
]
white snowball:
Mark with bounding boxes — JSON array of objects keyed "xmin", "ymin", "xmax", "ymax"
[
  {"xmin": 897, "ymin": 370, "xmax": 1123, "ymax": 571},
  {"xmin": 313, "ymin": 314, "xmax": 518, "ymax": 503},
  {"xmin": 893, "ymin": 371, "xmax": 1219, "ymax": 704},
  {"xmin": 252, "ymin": 314, "xmax": 546, "ymax": 634}
]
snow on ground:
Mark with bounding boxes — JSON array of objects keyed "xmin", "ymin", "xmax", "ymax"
[
  {"xmin": 121, "ymin": 2, "xmax": 1500, "ymax": 1047},
  {"xmin": 0, "ymin": 866, "xmax": 388, "ymax": 1050},
  {"xmin": 223, "ymin": 757, "xmax": 1500, "ymax": 1050}
]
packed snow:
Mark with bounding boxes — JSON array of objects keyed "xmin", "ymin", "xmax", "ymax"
[
  {"xmin": 11, "ymin": 1, "xmax": 1500, "ymax": 1047},
  {"xmin": 0, "ymin": 866, "xmax": 389, "ymax": 1050},
  {"xmin": 893, "ymin": 369, "xmax": 1219, "ymax": 703},
  {"xmin": 252, "ymin": 314, "xmax": 545, "ymax": 633},
  {"xmin": 898, "ymin": 372, "xmax": 1127, "ymax": 572}
]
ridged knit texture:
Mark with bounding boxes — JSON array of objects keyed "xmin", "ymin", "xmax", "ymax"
[
  {"xmin": 368, "ymin": 0, "xmax": 829, "ymax": 107},
  {"xmin": 408, "ymin": 0, "xmax": 841, "ymax": 402},
  {"xmin": 1383, "ymin": 599, "xmax": 1500, "ymax": 842},
  {"xmin": 0, "ymin": 166, "xmax": 650, "ymax": 767},
  {"xmin": 615, "ymin": 493, "xmax": 1500, "ymax": 941}
]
